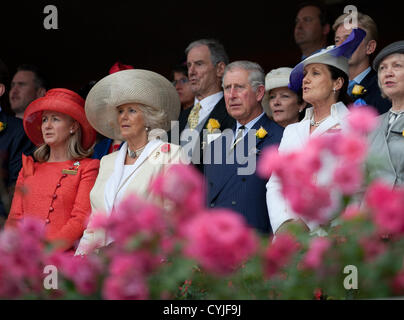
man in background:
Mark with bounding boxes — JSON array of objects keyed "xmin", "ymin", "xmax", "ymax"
[{"xmin": 9, "ymin": 64, "xmax": 47, "ymax": 119}]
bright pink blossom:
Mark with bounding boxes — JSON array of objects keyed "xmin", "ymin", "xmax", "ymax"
[
  {"xmin": 149, "ymin": 164, "xmax": 205, "ymax": 221},
  {"xmin": 334, "ymin": 134, "xmax": 368, "ymax": 163},
  {"xmin": 333, "ymin": 162, "xmax": 363, "ymax": 195},
  {"xmin": 48, "ymin": 251, "xmax": 103, "ymax": 296},
  {"xmin": 302, "ymin": 237, "xmax": 331, "ymax": 269},
  {"xmin": 106, "ymin": 194, "xmax": 166, "ymax": 245},
  {"xmin": 347, "ymin": 106, "xmax": 379, "ymax": 135},
  {"xmin": 366, "ymin": 181, "xmax": 404, "ymax": 235},
  {"xmin": 264, "ymin": 234, "xmax": 300, "ymax": 277},
  {"xmin": 183, "ymin": 209, "xmax": 258, "ymax": 275},
  {"xmin": 103, "ymin": 253, "xmax": 151, "ymax": 300},
  {"xmin": 283, "ymin": 182, "xmax": 332, "ymax": 223},
  {"xmin": 257, "ymin": 145, "xmax": 283, "ymax": 179}
]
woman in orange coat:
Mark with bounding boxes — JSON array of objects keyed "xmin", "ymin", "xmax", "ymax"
[{"xmin": 6, "ymin": 88, "xmax": 99, "ymax": 251}]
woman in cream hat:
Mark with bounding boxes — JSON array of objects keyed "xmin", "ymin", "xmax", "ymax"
[
  {"xmin": 266, "ymin": 28, "xmax": 366, "ymax": 236},
  {"xmin": 264, "ymin": 67, "xmax": 307, "ymax": 127},
  {"xmin": 76, "ymin": 69, "xmax": 184, "ymax": 255},
  {"xmin": 6, "ymin": 88, "xmax": 99, "ymax": 251},
  {"xmin": 367, "ymin": 40, "xmax": 404, "ymax": 187}
]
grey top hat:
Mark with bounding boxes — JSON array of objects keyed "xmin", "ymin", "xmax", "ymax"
[{"xmin": 373, "ymin": 40, "xmax": 404, "ymax": 71}]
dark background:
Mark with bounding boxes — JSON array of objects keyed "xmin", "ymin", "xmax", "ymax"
[{"xmin": 1, "ymin": 0, "xmax": 403, "ymax": 92}]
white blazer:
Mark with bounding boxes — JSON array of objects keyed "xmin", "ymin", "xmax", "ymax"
[
  {"xmin": 266, "ymin": 102, "xmax": 350, "ymax": 234},
  {"xmin": 75, "ymin": 140, "xmax": 184, "ymax": 255}
]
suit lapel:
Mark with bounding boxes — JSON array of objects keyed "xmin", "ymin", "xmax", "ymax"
[{"xmin": 208, "ymin": 115, "xmax": 271, "ymax": 200}]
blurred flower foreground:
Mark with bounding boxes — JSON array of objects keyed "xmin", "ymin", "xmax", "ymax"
[{"xmin": 2, "ymin": 106, "xmax": 404, "ymax": 300}]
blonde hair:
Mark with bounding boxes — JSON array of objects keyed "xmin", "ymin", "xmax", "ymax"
[
  {"xmin": 333, "ymin": 12, "xmax": 378, "ymax": 42},
  {"xmin": 34, "ymin": 126, "xmax": 93, "ymax": 162}
]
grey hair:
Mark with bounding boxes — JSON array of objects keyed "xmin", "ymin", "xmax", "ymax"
[
  {"xmin": 222, "ymin": 61, "xmax": 265, "ymax": 91},
  {"xmin": 137, "ymin": 104, "xmax": 169, "ymax": 138},
  {"xmin": 185, "ymin": 39, "xmax": 229, "ymax": 66}
]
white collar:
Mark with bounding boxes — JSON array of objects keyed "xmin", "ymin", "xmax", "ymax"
[
  {"xmin": 236, "ymin": 112, "xmax": 265, "ymax": 132},
  {"xmin": 303, "ymin": 101, "xmax": 349, "ymax": 122},
  {"xmin": 103, "ymin": 139, "xmax": 163, "ymax": 214},
  {"xmin": 194, "ymin": 91, "xmax": 223, "ymax": 111}
]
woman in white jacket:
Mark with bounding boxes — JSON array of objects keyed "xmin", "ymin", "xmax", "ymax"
[{"xmin": 266, "ymin": 28, "xmax": 366, "ymax": 235}]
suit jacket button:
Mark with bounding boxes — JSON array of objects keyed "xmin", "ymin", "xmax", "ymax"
[
  {"xmin": 49, "ymin": 207, "xmax": 54, "ymax": 212},
  {"xmin": 52, "ymin": 194, "xmax": 57, "ymax": 199},
  {"xmin": 232, "ymin": 201, "xmax": 236, "ymax": 205},
  {"xmin": 242, "ymin": 178, "xmax": 246, "ymax": 182},
  {"xmin": 45, "ymin": 219, "xmax": 50, "ymax": 224},
  {"xmin": 210, "ymin": 203, "xmax": 215, "ymax": 208}
]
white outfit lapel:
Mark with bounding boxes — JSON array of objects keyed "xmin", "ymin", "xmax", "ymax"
[{"xmin": 104, "ymin": 139, "xmax": 162, "ymax": 214}]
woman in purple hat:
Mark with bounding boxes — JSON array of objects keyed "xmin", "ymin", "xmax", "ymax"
[{"xmin": 266, "ymin": 28, "xmax": 366, "ymax": 236}]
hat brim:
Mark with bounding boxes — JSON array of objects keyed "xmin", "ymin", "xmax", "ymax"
[
  {"xmin": 288, "ymin": 28, "xmax": 366, "ymax": 92},
  {"xmin": 85, "ymin": 69, "xmax": 180, "ymax": 140},
  {"xmin": 373, "ymin": 40, "xmax": 404, "ymax": 71},
  {"xmin": 24, "ymin": 92, "xmax": 96, "ymax": 149}
]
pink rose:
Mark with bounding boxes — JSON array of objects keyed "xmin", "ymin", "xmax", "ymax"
[
  {"xmin": 347, "ymin": 106, "xmax": 379, "ymax": 135},
  {"xmin": 149, "ymin": 164, "xmax": 205, "ymax": 222},
  {"xmin": 366, "ymin": 181, "xmax": 404, "ymax": 235},
  {"xmin": 333, "ymin": 162, "xmax": 363, "ymax": 195},
  {"xmin": 302, "ymin": 237, "xmax": 331, "ymax": 270},
  {"xmin": 264, "ymin": 234, "xmax": 300, "ymax": 278},
  {"xmin": 183, "ymin": 209, "xmax": 258, "ymax": 275}
]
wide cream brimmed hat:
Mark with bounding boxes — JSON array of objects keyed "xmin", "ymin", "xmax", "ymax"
[{"xmin": 85, "ymin": 69, "xmax": 180, "ymax": 140}]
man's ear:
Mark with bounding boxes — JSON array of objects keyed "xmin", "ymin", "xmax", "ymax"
[
  {"xmin": 0, "ymin": 84, "xmax": 5, "ymax": 97},
  {"xmin": 37, "ymin": 87, "xmax": 46, "ymax": 98},
  {"xmin": 366, "ymin": 40, "xmax": 377, "ymax": 55},
  {"xmin": 216, "ymin": 61, "xmax": 226, "ymax": 78},
  {"xmin": 256, "ymin": 85, "xmax": 266, "ymax": 102}
]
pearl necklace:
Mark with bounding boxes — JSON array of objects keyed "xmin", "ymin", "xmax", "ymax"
[
  {"xmin": 310, "ymin": 115, "xmax": 329, "ymax": 127},
  {"xmin": 127, "ymin": 144, "xmax": 147, "ymax": 158}
]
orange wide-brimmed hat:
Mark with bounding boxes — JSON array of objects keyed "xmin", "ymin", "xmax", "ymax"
[{"xmin": 23, "ymin": 88, "xmax": 96, "ymax": 149}]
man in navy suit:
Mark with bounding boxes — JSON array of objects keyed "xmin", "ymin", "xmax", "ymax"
[
  {"xmin": 0, "ymin": 59, "xmax": 34, "ymax": 220},
  {"xmin": 333, "ymin": 12, "xmax": 391, "ymax": 114},
  {"xmin": 204, "ymin": 61, "xmax": 284, "ymax": 234}
]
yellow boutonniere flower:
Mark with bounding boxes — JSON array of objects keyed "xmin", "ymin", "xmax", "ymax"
[
  {"xmin": 256, "ymin": 126, "xmax": 267, "ymax": 139},
  {"xmin": 352, "ymin": 84, "xmax": 367, "ymax": 96},
  {"xmin": 402, "ymin": 130, "xmax": 404, "ymax": 137},
  {"xmin": 0, "ymin": 121, "xmax": 6, "ymax": 132},
  {"xmin": 206, "ymin": 118, "xmax": 221, "ymax": 133}
]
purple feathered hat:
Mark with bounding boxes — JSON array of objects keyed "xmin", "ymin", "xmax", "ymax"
[{"xmin": 289, "ymin": 28, "xmax": 367, "ymax": 93}]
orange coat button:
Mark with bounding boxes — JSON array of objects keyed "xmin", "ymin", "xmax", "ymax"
[
  {"xmin": 45, "ymin": 219, "xmax": 50, "ymax": 224},
  {"xmin": 49, "ymin": 207, "xmax": 54, "ymax": 212},
  {"xmin": 52, "ymin": 194, "xmax": 57, "ymax": 199}
]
